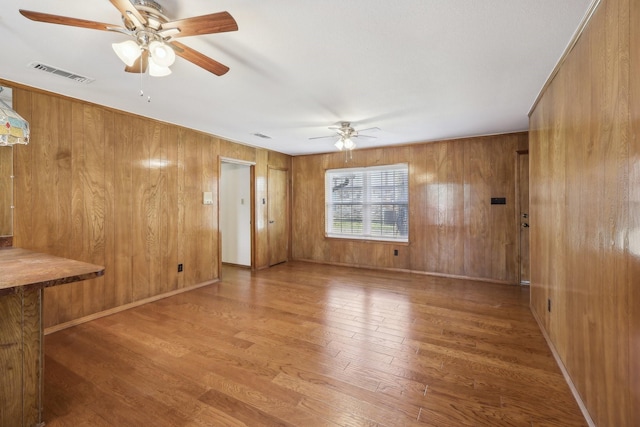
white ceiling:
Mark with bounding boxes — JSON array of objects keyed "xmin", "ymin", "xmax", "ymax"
[{"xmin": 0, "ymin": 0, "xmax": 592, "ymax": 155}]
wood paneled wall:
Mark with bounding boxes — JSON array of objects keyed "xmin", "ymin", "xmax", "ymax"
[
  {"xmin": 291, "ymin": 132, "xmax": 528, "ymax": 283},
  {"xmin": 529, "ymin": 0, "xmax": 638, "ymax": 425},
  {"xmin": 0, "ymin": 147, "xmax": 11, "ymax": 237},
  {"xmin": 9, "ymin": 87, "xmax": 290, "ymax": 329}
]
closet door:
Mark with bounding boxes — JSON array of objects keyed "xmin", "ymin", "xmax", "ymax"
[{"xmin": 268, "ymin": 167, "xmax": 288, "ymax": 266}]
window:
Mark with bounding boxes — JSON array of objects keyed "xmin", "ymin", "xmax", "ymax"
[{"xmin": 325, "ymin": 163, "xmax": 408, "ymax": 242}]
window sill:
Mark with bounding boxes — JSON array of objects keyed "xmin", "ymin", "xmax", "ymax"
[{"xmin": 324, "ymin": 235, "xmax": 410, "ymax": 245}]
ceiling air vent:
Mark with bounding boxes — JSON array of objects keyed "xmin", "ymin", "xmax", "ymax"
[
  {"xmin": 28, "ymin": 62, "xmax": 95, "ymax": 84},
  {"xmin": 253, "ymin": 133, "xmax": 271, "ymax": 139}
]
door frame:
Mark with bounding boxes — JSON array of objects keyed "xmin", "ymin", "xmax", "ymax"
[
  {"xmin": 515, "ymin": 149, "xmax": 530, "ymax": 285},
  {"xmin": 219, "ymin": 157, "xmax": 256, "ymax": 275}
]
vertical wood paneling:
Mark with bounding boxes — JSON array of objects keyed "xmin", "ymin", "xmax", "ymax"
[
  {"xmin": 268, "ymin": 150, "xmax": 291, "ymax": 170},
  {"xmin": 176, "ymin": 128, "xmax": 186, "ymax": 289},
  {"xmin": 165, "ymin": 126, "xmax": 179, "ymax": 293},
  {"xmin": 7, "ymin": 86, "xmax": 290, "ymax": 331},
  {"xmin": 441, "ymin": 141, "xmax": 465, "ymax": 274},
  {"xmin": 630, "ymin": 0, "xmax": 640, "ymax": 422},
  {"xmin": 0, "ymin": 147, "xmax": 11, "ymax": 237},
  {"xmin": 148, "ymin": 122, "xmax": 164, "ymax": 298},
  {"xmin": 291, "ymin": 133, "xmax": 527, "ymax": 282},
  {"xmin": 32, "ymin": 95, "xmax": 57, "ymax": 254},
  {"xmin": 408, "ymin": 144, "xmax": 428, "ymax": 272},
  {"xmin": 12, "ymin": 91, "xmax": 33, "ymax": 251},
  {"xmin": 113, "ymin": 111, "xmax": 133, "ymax": 306},
  {"xmin": 132, "ymin": 116, "xmax": 151, "ymax": 301},
  {"xmin": 463, "ymin": 139, "xmax": 491, "ymax": 279},
  {"xmin": 180, "ymin": 129, "xmax": 200, "ymax": 288},
  {"xmin": 53, "ymin": 98, "xmax": 75, "ymax": 325},
  {"xmin": 424, "ymin": 143, "xmax": 439, "ymax": 272},
  {"xmin": 82, "ymin": 105, "xmax": 107, "ymax": 316},
  {"xmin": 200, "ymin": 135, "xmax": 218, "ymax": 282},
  {"xmin": 102, "ymin": 110, "xmax": 116, "ymax": 311},
  {"xmin": 254, "ymin": 149, "xmax": 269, "ymax": 269},
  {"xmin": 528, "ymin": 105, "xmax": 547, "ymax": 331},
  {"xmin": 529, "ymin": 0, "xmax": 634, "ymax": 424},
  {"xmin": 220, "ymin": 139, "xmax": 256, "ymax": 163},
  {"xmin": 70, "ymin": 102, "xmax": 86, "ymax": 321}
]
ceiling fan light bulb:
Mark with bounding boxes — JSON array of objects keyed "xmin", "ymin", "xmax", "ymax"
[
  {"xmin": 344, "ymin": 138, "xmax": 355, "ymax": 150},
  {"xmin": 149, "ymin": 40, "xmax": 176, "ymax": 67},
  {"xmin": 335, "ymin": 139, "xmax": 344, "ymax": 151},
  {"xmin": 148, "ymin": 58, "xmax": 172, "ymax": 77},
  {"xmin": 112, "ymin": 40, "xmax": 141, "ymax": 66}
]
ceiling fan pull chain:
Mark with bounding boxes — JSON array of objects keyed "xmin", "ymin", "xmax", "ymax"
[
  {"xmin": 137, "ymin": 61, "xmax": 151, "ymax": 103},
  {"xmin": 139, "ymin": 59, "xmax": 144, "ymax": 98}
]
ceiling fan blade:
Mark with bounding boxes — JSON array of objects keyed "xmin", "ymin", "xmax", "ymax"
[
  {"xmin": 109, "ymin": 0, "xmax": 147, "ymax": 27},
  {"xmin": 309, "ymin": 135, "xmax": 338, "ymax": 140},
  {"xmin": 356, "ymin": 127, "xmax": 381, "ymax": 133},
  {"xmin": 161, "ymin": 12, "xmax": 238, "ymax": 38},
  {"xmin": 354, "ymin": 135, "xmax": 377, "ymax": 139},
  {"xmin": 19, "ymin": 10, "xmax": 121, "ymax": 32},
  {"xmin": 124, "ymin": 50, "xmax": 148, "ymax": 73},
  {"xmin": 169, "ymin": 41, "xmax": 230, "ymax": 76}
]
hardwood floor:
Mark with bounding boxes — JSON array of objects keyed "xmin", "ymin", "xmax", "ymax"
[{"xmin": 43, "ymin": 262, "xmax": 586, "ymax": 426}]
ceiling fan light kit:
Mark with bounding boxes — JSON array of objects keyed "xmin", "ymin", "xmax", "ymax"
[
  {"xmin": 148, "ymin": 40, "xmax": 175, "ymax": 67},
  {"xmin": 19, "ymin": 0, "xmax": 238, "ymax": 77},
  {"xmin": 148, "ymin": 59, "xmax": 171, "ymax": 77},
  {"xmin": 312, "ymin": 122, "xmax": 378, "ymax": 154},
  {"xmin": 112, "ymin": 39, "xmax": 141, "ymax": 66},
  {"xmin": 335, "ymin": 137, "xmax": 356, "ymax": 151}
]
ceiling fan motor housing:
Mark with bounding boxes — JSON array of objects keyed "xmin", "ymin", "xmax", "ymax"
[{"xmin": 123, "ymin": 0, "xmax": 169, "ymax": 30}]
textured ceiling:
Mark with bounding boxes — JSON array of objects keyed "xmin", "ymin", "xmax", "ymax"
[{"xmin": 0, "ymin": 0, "xmax": 592, "ymax": 155}]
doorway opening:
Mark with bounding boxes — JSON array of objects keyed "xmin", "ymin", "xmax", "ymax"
[
  {"xmin": 220, "ymin": 159, "xmax": 254, "ymax": 271},
  {"xmin": 516, "ymin": 150, "xmax": 530, "ymax": 285}
]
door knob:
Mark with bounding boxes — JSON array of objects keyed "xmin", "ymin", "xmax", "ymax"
[{"xmin": 522, "ymin": 223, "xmax": 529, "ymax": 228}]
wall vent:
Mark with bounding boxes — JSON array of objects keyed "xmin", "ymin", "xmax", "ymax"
[
  {"xmin": 253, "ymin": 132, "xmax": 272, "ymax": 139},
  {"xmin": 28, "ymin": 62, "xmax": 95, "ymax": 84}
]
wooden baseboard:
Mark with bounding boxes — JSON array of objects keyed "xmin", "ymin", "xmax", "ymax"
[
  {"xmin": 222, "ymin": 262, "xmax": 251, "ymax": 269},
  {"xmin": 44, "ymin": 279, "xmax": 219, "ymax": 335},
  {"xmin": 293, "ymin": 258, "xmax": 516, "ymax": 285},
  {"xmin": 530, "ymin": 306, "xmax": 596, "ymax": 427}
]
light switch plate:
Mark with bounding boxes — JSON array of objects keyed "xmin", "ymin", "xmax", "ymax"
[{"xmin": 203, "ymin": 191, "xmax": 213, "ymax": 205}]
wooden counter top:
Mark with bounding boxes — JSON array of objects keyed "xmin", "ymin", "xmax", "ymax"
[{"xmin": 0, "ymin": 247, "xmax": 104, "ymax": 296}]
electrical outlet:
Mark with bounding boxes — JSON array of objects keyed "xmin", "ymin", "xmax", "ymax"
[
  {"xmin": 178, "ymin": 263, "xmax": 183, "ymax": 272},
  {"xmin": 393, "ymin": 249, "xmax": 399, "ymax": 256}
]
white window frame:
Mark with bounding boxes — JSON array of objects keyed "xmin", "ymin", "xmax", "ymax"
[{"xmin": 325, "ymin": 163, "xmax": 409, "ymax": 242}]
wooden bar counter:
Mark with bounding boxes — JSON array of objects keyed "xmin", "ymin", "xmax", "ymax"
[{"xmin": 0, "ymin": 247, "xmax": 104, "ymax": 427}]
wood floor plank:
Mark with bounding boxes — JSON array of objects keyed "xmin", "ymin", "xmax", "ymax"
[{"xmin": 42, "ymin": 262, "xmax": 587, "ymax": 426}]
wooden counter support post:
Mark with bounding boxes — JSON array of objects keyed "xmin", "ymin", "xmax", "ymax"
[
  {"xmin": 0, "ymin": 287, "xmax": 43, "ymax": 427},
  {"xmin": 0, "ymin": 247, "xmax": 104, "ymax": 427}
]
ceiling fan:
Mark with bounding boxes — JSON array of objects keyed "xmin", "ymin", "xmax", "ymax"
[
  {"xmin": 19, "ymin": 0, "xmax": 238, "ymax": 77},
  {"xmin": 310, "ymin": 122, "xmax": 380, "ymax": 151}
]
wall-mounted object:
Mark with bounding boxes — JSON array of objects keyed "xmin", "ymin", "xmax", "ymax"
[
  {"xmin": 202, "ymin": 191, "xmax": 213, "ymax": 205},
  {"xmin": 0, "ymin": 87, "xmax": 29, "ymax": 146},
  {"xmin": 490, "ymin": 197, "xmax": 506, "ymax": 205}
]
